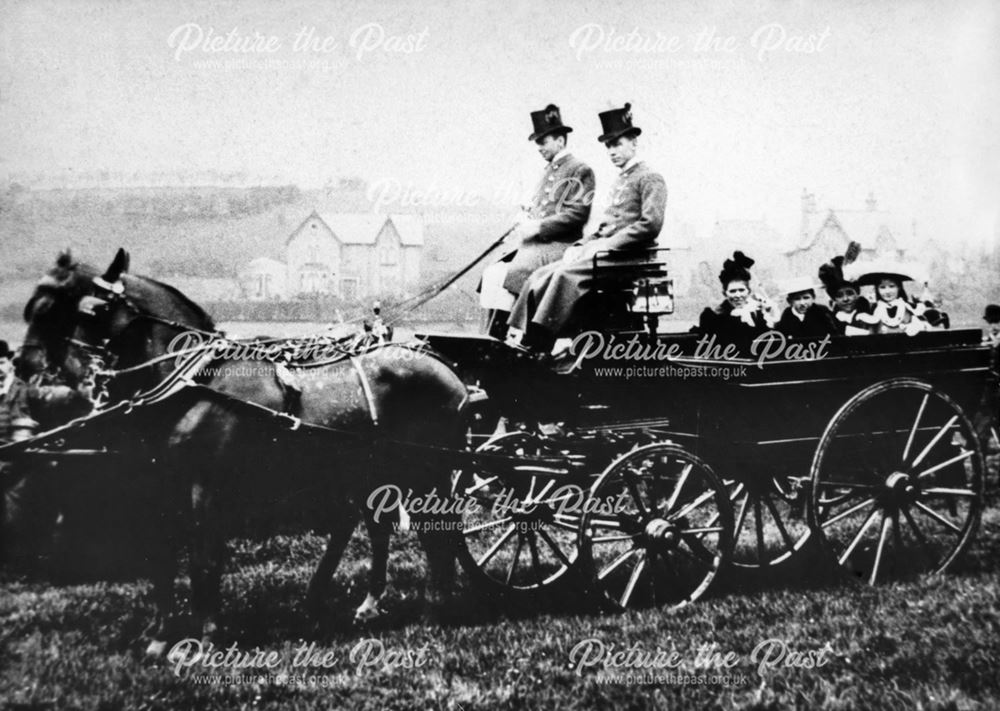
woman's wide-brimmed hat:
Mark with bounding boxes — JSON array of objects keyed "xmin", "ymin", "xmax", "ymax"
[{"xmin": 844, "ymin": 258, "xmax": 930, "ymax": 287}]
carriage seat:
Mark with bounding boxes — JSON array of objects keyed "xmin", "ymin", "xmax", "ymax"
[{"xmin": 578, "ymin": 247, "xmax": 674, "ymax": 336}]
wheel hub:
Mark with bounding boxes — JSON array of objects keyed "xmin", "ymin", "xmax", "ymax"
[
  {"xmin": 644, "ymin": 518, "xmax": 680, "ymax": 549},
  {"xmin": 883, "ymin": 471, "xmax": 916, "ymax": 509}
]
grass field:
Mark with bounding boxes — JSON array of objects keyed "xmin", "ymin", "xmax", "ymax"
[{"xmin": 2, "ymin": 480, "xmax": 999, "ymax": 710}]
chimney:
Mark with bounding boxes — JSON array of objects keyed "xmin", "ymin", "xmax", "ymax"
[
  {"xmin": 801, "ymin": 188, "xmax": 816, "ymax": 240},
  {"xmin": 866, "ymin": 191, "xmax": 877, "ymax": 211}
]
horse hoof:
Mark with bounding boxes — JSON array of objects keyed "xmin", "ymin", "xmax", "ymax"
[
  {"xmin": 145, "ymin": 639, "xmax": 168, "ymax": 659},
  {"xmin": 353, "ymin": 594, "xmax": 386, "ymax": 625}
]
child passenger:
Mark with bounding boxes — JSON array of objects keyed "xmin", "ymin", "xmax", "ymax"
[
  {"xmin": 817, "ymin": 244, "xmax": 874, "ymax": 335},
  {"xmin": 858, "ymin": 272, "xmax": 927, "ymax": 335},
  {"xmin": 774, "ymin": 277, "xmax": 838, "ymax": 338}
]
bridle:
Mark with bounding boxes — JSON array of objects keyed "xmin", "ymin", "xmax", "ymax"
[{"xmin": 38, "ymin": 274, "xmax": 225, "ymax": 403}]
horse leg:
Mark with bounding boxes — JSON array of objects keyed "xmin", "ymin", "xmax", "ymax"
[
  {"xmin": 188, "ymin": 482, "xmax": 227, "ymax": 644},
  {"xmin": 305, "ymin": 505, "xmax": 360, "ymax": 621},
  {"xmin": 354, "ymin": 507, "xmax": 391, "ymax": 624},
  {"xmin": 413, "ymin": 512, "xmax": 459, "ymax": 624},
  {"xmin": 143, "ymin": 536, "xmax": 180, "ymax": 658}
]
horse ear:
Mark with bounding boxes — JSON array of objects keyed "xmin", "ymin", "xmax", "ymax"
[
  {"xmin": 103, "ymin": 248, "xmax": 130, "ymax": 282},
  {"xmin": 56, "ymin": 249, "xmax": 75, "ymax": 269}
]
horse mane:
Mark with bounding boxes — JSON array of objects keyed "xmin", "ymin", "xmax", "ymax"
[{"xmin": 137, "ymin": 276, "xmax": 216, "ymax": 331}]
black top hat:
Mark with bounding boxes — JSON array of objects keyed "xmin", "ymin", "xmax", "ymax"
[
  {"xmin": 0, "ymin": 340, "xmax": 11, "ymax": 359},
  {"xmin": 719, "ymin": 251, "xmax": 754, "ymax": 286},
  {"xmin": 598, "ymin": 102, "xmax": 642, "ymax": 143},
  {"xmin": 528, "ymin": 104, "xmax": 573, "ymax": 142},
  {"xmin": 985, "ymin": 304, "xmax": 1000, "ymax": 322}
]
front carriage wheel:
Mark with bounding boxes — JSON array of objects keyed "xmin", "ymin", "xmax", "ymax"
[
  {"xmin": 809, "ymin": 378, "xmax": 984, "ymax": 584},
  {"xmin": 580, "ymin": 443, "xmax": 733, "ymax": 611},
  {"xmin": 452, "ymin": 432, "xmax": 585, "ymax": 598}
]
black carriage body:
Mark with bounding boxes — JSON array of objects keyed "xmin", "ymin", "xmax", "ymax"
[{"xmin": 419, "ymin": 328, "xmax": 993, "ymax": 481}]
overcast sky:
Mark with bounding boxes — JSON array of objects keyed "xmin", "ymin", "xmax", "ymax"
[{"xmin": 1, "ymin": 0, "xmax": 997, "ymax": 247}]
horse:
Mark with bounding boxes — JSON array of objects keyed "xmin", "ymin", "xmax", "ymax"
[{"xmin": 6, "ymin": 248, "xmax": 470, "ymax": 654}]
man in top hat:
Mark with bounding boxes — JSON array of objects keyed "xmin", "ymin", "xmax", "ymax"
[
  {"xmin": 479, "ymin": 104, "xmax": 596, "ymax": 340},
  {"xmin": 507, "ymin": 102, "xmax": 667, "ymax": 353}
]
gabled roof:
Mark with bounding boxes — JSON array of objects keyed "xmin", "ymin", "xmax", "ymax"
[
  {"xmin": 788, "ymin": 209, "xmax": 910, "ymax": 253},
  {"xmin": 287, "ymin": 212, "xmax": 425, "ymax": 246}
]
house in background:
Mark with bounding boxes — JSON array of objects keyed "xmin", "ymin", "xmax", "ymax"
[
  {"xmin": 285, "ymin": 212, "xmax": 423, "ymax": 299},
  {"xmin": 785, "ymin": 190, "xmax": 911, "ymax": 275},
  {"xmin": 238, "ymin": 212, "xmax": 424, "ymax": 301},
  {"xmin": 239, "ymin": 257, "xmax": 287, "ymax": 300}
]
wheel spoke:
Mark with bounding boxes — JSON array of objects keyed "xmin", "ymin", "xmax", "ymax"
[
  {"xmin": 598, "ymin": 547, "xmax": 640, "ymax": 580},
  {"xmin": 915, "ymin": 450, "xmax": 974, "ymax": 480},
  {"xmin": 588, "ymin": 517, "xmax": 627, "ymax": 530},
  {"xmin": 680, "ymin": 526, "xmax": 725, "ymax": 535},
  {"xmin": 764, "ymin": 494, "xmax": 796, "ymax": 548},
  {"xmin": 869, "ymin": 514, "xmax": 892, "ymax": 585},
  {"xmin": 816, "ymin": 481, "xmax": 878, "ymax": 491},
  {"xmin": 910, "ymin": 416, "xmax": 958, "ymax": 467},
  {"xmin": 902, "ymin": 393, "xmax": 929, "ymax": 462},
  {"xmin": 665, "ymin": 462, "xmax": 693, "ymax": 511},
  {"xmin": 476, "ymin": 525, "xmax": 517, "ymax": 566},
  {"xmin": 551, "ymin": 512, "xmax": 582, "ymax": 532},
  {"xmin": 622, "ymin": 467, "xmax": 649, "ymax": 517},
  {"xmin": 464, "ymin": 516, "xmax": 513, "ymax": 536},
  {"xmin": 671, "ymin": 489, "xmax": 715, "ymax": 521},
  {"xmin": 837, "ymin": 506, "xmax": 881, "ymax": 565},
  {"xmin": 902, "ymin": 506, "xmax": 937, "ymax": 565},
  {"xmin": 505, "ymin": 533, "xmax": 525, "ymax": 585},
  {"xmin": 461, "ymin": 474, "xmax": 499, "ymax": 495},
  {"xmin": 592, "ymin": 534, "xmax": 636, "ymax": 543},
  {"xmin": 619, "ymin": 554, "xmax": 647, "ymax": 608},
  {"xmin": 913, "ymin": 501, "xmax": 962, "ymax": 533},
  {"xmin": 921, "ymin": 487, "xmax": 976, "ymax": 498},
  {"xmin": 537, "ymin": 527, "xmax": 574, "ymax": 569},
  {"xmin": 821, "ymin": 497, "xmax": 876, "ymax": 529},
  {"xmin": 753, "ymin": 496, "xmax": 765, "ymax": 565},
  {"xmin": 681, "ymin": 533, "xmax": 721, "ymax": 565},
  {"xmin": 733, "ymin": 491, "xmax": 750, "ymax": 539},
  {"xmin": 705, "ymin": 482, "xmax": 743, "ymax": 529},
  {"xmin": 527, "ymin": 531, "xmax": 544, "ymax": 585}
]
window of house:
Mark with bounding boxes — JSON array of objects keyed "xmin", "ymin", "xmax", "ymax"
[
  {"xmin": 380, "ymin": 245, "xmax": 397, "ymax": 265},
  {"xmin": 342, "ymin": 277, "xmax": 359, "ymax": 300}
]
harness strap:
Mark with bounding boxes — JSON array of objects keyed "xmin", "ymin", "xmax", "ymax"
[{"xmin": 350, "ymin": 356, "xmax": 380, "ymax": 427}]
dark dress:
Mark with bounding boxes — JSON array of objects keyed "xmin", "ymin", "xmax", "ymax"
[
  {"xmin": 697, "ymin": 301, "xmax": 772, "ymax": 351},
  {"xmin": 831, "ymin": 296, "xmax": 874, "ymax": 335},
  {"xmin": 776, "ymin": 304, "xmax": 837, "ymax": 339}
]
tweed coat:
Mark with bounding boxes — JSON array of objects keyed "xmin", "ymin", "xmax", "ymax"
[
  {"xmin": 501, "ymin": 152, "xmax": 596, "ymax": 293},
  {"xmin": 509, "ymin": 160, "xmax": 666, "ymax": 335}
]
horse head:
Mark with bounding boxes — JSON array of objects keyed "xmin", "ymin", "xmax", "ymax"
[
  {"xmin": 21, "ymin": 248, "xmax": 216, "ymax": 393},
  {"xmin": 19, "ymin": 249, "xmax": 103, "ymax": 385}
]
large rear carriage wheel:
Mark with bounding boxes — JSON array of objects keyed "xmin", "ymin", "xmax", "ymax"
[
  {"xmin": 809, "ymin": 378, "xmax": 984, "ymax": 584},
  {"xmin": 580, "ymin": 443, "xmax": 733, "ymax": 611}
]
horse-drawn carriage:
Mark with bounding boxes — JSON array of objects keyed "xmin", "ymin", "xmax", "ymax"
[
  {"xmin": 1, "ymin": 247, "xmax": 995, "ymax": 639},
  {"xmin": 417, "ymin": 246, "xmax": 994, "ymax": 611}
]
